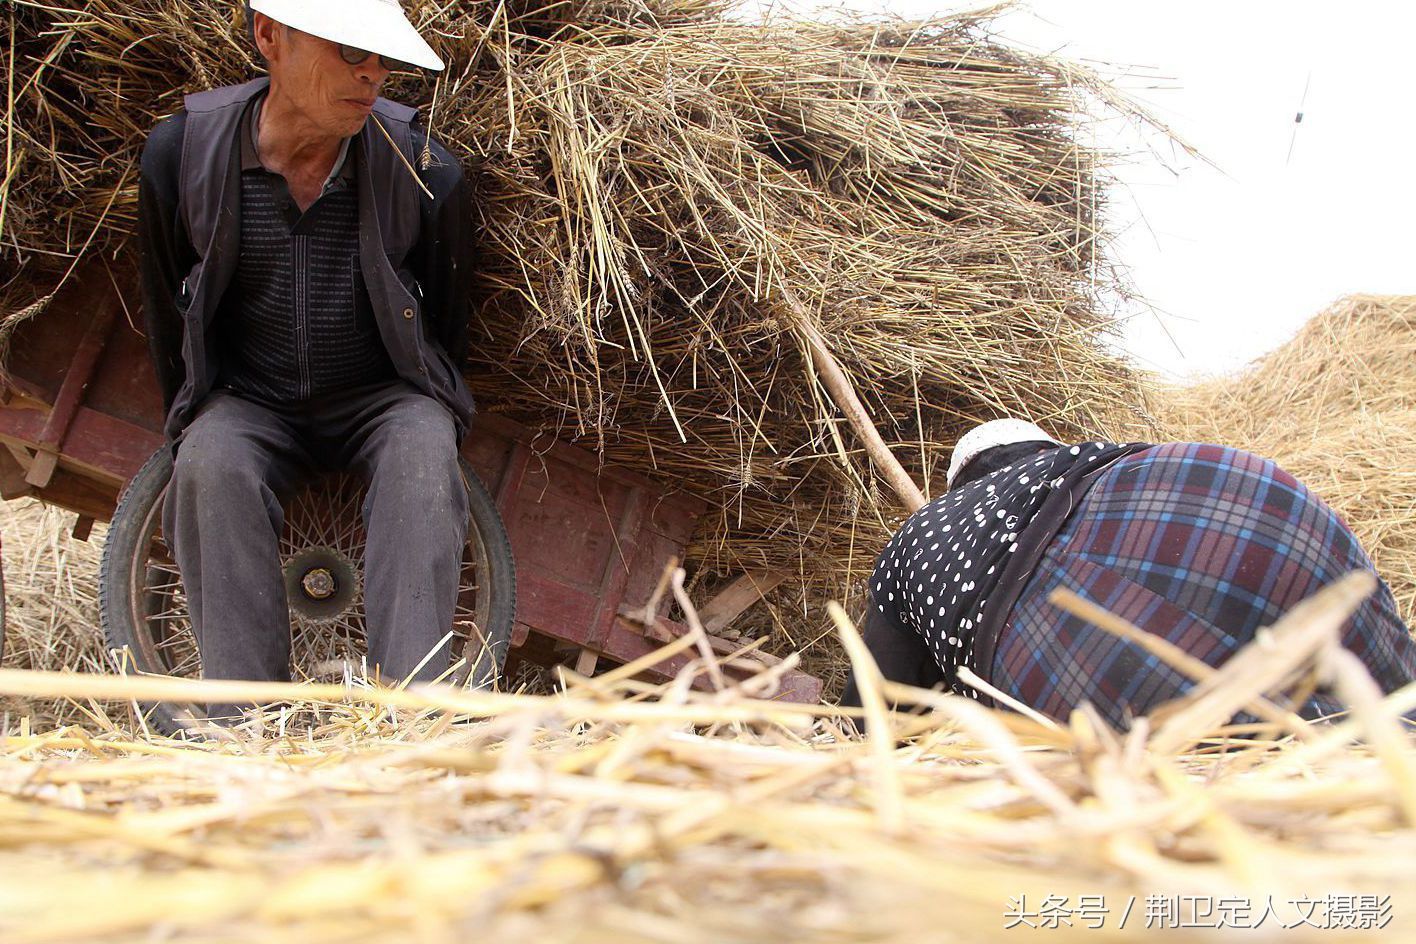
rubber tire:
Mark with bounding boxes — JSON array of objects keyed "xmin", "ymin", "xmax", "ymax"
[{"xmin": 100, "ymin": 445, "xmax": 516, "ymax": 735}]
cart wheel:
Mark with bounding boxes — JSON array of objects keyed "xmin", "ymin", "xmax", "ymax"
[{"xmin": 99, "ymin": 446, "xmax": 516, "ymax": 735}]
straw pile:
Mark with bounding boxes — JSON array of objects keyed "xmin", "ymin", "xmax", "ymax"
[
  {"xmin": 0, "ymin": 0, "xmax": 1161, "ymax": 674},
  {"xmin": 0, "ymin": 498, "xmax": 130, "ymax": 729},
  {"xmin": 1162, "ymin": 295, "xmax": 1416, "ymax": 626},
  {"xmin": 0, "ymin": 572, "xmax": 1411, "ymax": 942}
]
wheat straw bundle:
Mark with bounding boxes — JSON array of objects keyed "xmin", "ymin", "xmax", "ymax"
[
  {"xmin": 0, "ymin": 0, "xmax": 1165, "ymax": 671},
  {"xmin": 0, "ymin": 573, "xmax": 1410, "ymax": 942},
  {"xmin": 1162, "ymin": 295, "xmax": 1416, "ymax": 626}
]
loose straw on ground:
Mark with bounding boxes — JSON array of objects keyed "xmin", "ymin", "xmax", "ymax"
[{"xmin": 0, "ymin": 575, "xmax": 1412, "ymax": 942}]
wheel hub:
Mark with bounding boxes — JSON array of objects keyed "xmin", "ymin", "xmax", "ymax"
[
  {"xmin": 283, "ymin": 547, "xmax": 358, "ymax": 623},
  {"xmin": 302, "ymin": 567, "xmax": 336, "ymax": 600}
]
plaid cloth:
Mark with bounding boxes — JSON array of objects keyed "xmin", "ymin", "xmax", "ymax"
[{"xmin": 988, "ymin": 443, "xmax": 1416, "ymax": 729}]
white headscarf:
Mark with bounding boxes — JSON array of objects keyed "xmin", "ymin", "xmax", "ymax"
[{"xmin": 946, "ymin": 419, "xmax": 1059, "ymax": 488}]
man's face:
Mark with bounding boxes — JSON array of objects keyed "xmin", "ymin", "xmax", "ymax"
[{"xmin": 254, "ymin": 14, "xmax": 389, "ymax": 139}]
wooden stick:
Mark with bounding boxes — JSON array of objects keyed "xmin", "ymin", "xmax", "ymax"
[
  {"xmin": 698, "ymin": 570, "xmax": 787, "ymax": 634},
  {"xmin": 790, "ymin": 302, "xmax": 927, "ymax": 513}
]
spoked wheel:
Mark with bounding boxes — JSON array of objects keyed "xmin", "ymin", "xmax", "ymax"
[{"xmin": 100, "ymin": 447, "xmax": 516, "ymax": 735}]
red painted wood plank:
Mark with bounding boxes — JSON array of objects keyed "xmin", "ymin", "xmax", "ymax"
[
  {"xmin": 0, "ymin": 403, "xmax": 161, "ymax": 496},
  {"xmin": 588, "ymin": 486, "xmax": 645, "ymax": 649},
  {"xmin": 474, "ymin": 413, "xmax": 707, "ymax": 531},
  {"xmin": 29, "ymin": 301, "xmax": 119, "ymax": 486},
  {"xmin": 511, "ymin": 569, "xmax": 601, "ymax": 646}
]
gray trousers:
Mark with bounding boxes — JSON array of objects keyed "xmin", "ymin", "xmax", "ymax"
[{"xmin": 163, "ymin": 380, "xmax": 469, "ymax": 695}]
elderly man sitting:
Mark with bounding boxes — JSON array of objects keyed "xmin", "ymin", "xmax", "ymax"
[{"xmin": 137, "ymin": 0, "xmax": 477, "ymax": 704}]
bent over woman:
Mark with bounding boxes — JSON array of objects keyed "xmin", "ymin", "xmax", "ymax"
[{"xmin": 841, "ymin": 419, "xmax": 1416, "ymax": 729}]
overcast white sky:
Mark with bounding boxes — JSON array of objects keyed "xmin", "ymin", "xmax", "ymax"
[{"xmin": 749, "ymin": 1, "xmax": 1416, "ymax": 378}]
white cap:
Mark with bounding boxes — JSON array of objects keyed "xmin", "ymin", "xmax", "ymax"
[
  {"xmin": 946, "ymin": 419, "xmax": 1059, "ymax": 488},
  {"xmin": 250, "ymin": 0, "xmax": 445, "ymax": 72}
]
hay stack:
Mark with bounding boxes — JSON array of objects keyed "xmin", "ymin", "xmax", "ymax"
[
  {"xmin": 1162, "ymin": 295, "xmax": 1416, "ymax": 626},
  {"xmin": 0, "ymin": 573, "xmax": 1411, "ymax": 941},
  {"xmin": 1, "ymin": 1, "xmax": 1161, "ymax": 673}
]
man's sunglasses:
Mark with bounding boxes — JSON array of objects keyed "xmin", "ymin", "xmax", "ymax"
[{"xmin": 338, "ymin": 44, "xmax": 416, "ymax": 74}]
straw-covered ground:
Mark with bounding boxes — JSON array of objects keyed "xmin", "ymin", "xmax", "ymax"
[
  {"xmin": 0, "ymin": 569, "xmax": 1412, "ymax": 943},
  {"xmin": 1161, "ymin": 295, "xmax": 1416, "ymax": 627},
  {"xmin": 0, "ymin": 0, "xmax": 1168, "ymax": 678}
]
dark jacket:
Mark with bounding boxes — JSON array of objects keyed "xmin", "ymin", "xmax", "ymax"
[{"xmin": 137, "ymin": 77, "xmax": 476, "ymax": 443}]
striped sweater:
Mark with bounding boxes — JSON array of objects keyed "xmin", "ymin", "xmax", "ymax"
[
  {"xmin": 215, "ymin": 170, "xmax": 397, "ymax": 402},
  {"xmin": 214, "ymin": 96, "xmax": 397, "ymax": 403}
]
